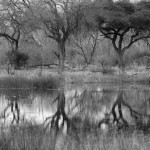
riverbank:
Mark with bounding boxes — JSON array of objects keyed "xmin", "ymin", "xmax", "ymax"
[
  {"xmin": 0, "ymin": 66, "xmax": 149, "ymax": 89},
  {"xmin": 0, "ymin": 73, "xmax": 59, "ymax": 89}
]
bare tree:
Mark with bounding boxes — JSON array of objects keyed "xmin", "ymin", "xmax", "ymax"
[
  {"xmin": 26, "ymin": 0, "xmax": 83, "ymax": 71},
  {"xmin": 0, "ymin": 0, "xmax": 31, "ymax": 69},
  {"xmin": 72, "ymin": 32, "xmax": 102, "ymax": 65}
]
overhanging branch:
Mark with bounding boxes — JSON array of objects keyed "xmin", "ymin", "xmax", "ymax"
[
  {"xmin": 123, "ymin": 34, "xmax": 150, "ymax": 53},
  {"xmin": 99, "ymin": 28, "xmax": 113, "ymax": 40},
  {"xmin": 0, "ymin": 33, "xmax": 17, "ymax": 42}
]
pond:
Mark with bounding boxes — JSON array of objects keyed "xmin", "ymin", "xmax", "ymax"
[{"xmin": 0, "ymin": 83, "xmax": 150, "ymax": 133}]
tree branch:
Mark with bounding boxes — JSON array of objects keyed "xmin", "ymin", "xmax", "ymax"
[{"xmin": 122, "ymin": 32, "xmax": 150, "ymax": 53}]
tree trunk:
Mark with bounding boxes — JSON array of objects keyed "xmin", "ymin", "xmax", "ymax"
[
  {"xmin": 118, "ymin": 53, "xmax": 125, "ymax": 74},
  {"xmin": 58, "ymin": 41, "xmax": 65, "ymax": 72},
  {"xmin": 39, "ymin": 47, "xmax": 44, "ymax": 76},
  {"xmin": 12, "ymin": 41, "xmax": 19, "ymax": 70},
  {"xmin": 118, "ymin": 53, "xmax": 126, "ymax": 83}
]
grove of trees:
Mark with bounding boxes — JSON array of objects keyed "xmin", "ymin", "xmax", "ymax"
[{"xmin": 0, "ymin": 0, "xmax": 150, "ymax": 72}]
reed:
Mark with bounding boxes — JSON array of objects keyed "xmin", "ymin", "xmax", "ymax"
[
  {"xmin": 0, "ymin": 76, "xmax": 59, "ymax": 89},
  {"xmin": 0, "ymin": 125, "xmax": 150, "ymax": 150}
]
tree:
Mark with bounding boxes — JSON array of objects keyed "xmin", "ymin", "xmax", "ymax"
[
  {"xmin": 32, "ymin": 30, "xmax": 46, "ymax": 76},
  {"xmin": 27, "ymin": 0, "xmax": 83, "ymax": 71},
  {"xmin": 6, "ymin": 50, "xmax": 29, "ymax": 69},
  {"xmin": 84, "ymin": 0, "xmax": 150, "ymax": 72},
  {"xmin": 0, "ymin": 0, "xmax": 31, "ymax": 69},
  {"xmin": 72, "ymin": 32, "xmax": 102, "ymax": 65}
]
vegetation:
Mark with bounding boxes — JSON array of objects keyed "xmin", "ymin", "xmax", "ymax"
[
  {"xmin": 0, "ymin": 0, "xmax": 32, "ymax": 69},
  {"xmin": 84, "ymin": 0, "xmax": 150, "ymax": 72},
  {"xmin": 6, "ymin": 51, "xmax": 30, "ymax": 69},
  {"xmin": 24, "ymin": 0, "xmax": 83, "ymax": 71},
  {"xmin": 0, "ymin": 75, "xmax": 59, "ymax": 89},
  {"xmin": 0, "ymin": 0, "xmax": 150, "ymax": 149},
  {"xmin": 0, "ymin": 124, "xmax": 150, "ymax": 150},
  {"xmin": 0, "ymin": 0, "xmax": 149, "ymax": 72}
]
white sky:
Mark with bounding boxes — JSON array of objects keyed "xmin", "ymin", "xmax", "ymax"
[{"xmin": 114, "ymin": 0, "xmax": 141, "ymax": 2}]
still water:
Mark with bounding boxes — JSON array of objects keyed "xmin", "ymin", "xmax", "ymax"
[{"xmin": 0, "ymin": 83, "xmax": 150, "ymax": 132}]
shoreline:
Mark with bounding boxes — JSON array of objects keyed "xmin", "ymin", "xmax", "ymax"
[{"xmin": 0, "ymin": 68, "xmax": 149, "ymax": 89}]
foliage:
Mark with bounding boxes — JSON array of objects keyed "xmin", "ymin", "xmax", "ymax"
[
  {"xmin": 26, "ymin": 0, "xmax": 84, "ymax": 71},
  {"xmin": 98, "ymin": 55, "xmax": 117, "ymax": 67},
  {"xmin": 71, "ymin": 32, "xmax": 102, "ymax": 65},
  {"xmin": 0, "ymin": 0, "xmax": 32, "ymax": 51},
  {"xmin": 6, "ymin": 51, "xmax": 30, "ymax": 69},
  {"xmin": 0, "ymin": 124, "xmax": 150, "ymax": 150},
  {"xmin": 0, "ymin": 75, "xmax": 59, "ymax": 89},
  {"xmin": 0, "ymin": 0, "xmax": 150, "ymax": 71},
  {"xmin": 84, "ymin": 0, "xmax": 150, "ymax": 70}
]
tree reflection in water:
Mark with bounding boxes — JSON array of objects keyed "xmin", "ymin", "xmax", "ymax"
[
  {"xmin": 44, "ymin": 87, "xmax": 70, "ymax": 132},
  {"xmin": 0, "ymin": 84, "xmax": 150, "ymax": 150},
  {"xmin": 1, "ymin": 95, "xmax": 20, "ymax": 124},
  {"xmin": 0, "ymin": 89, "xmax": 56, "ymax": 126},
  {"xmin": 0, "ymin": 84, "xmax": 150, "ymax": 135},
  {"xmin": 44, "ymin": 85, "xmax": 150, "ymax": 134}
]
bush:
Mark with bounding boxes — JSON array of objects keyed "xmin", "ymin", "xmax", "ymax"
[{"xmin": 6, "ymin": 51, "xmax": 30, "ymax": 69}]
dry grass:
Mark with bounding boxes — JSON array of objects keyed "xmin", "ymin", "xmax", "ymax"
[
  {"xmin": 64, "ymin": 71, "xmax": 150, "ymax": 84},
  {"xmin": 0, "ymin": 67, "xmax": 149, "ymax": 88},
  {"xmin": 0, "ymin": 76, "xmax": 59, "ymax": 89},
  {"xmin": 0, "ymin": 125, "xmax": 150, "ymax": 150}
]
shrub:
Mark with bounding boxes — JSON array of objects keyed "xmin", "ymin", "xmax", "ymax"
[{"xmin": 6, "ymin": 51, "xmax": 30, "ymax": 69}]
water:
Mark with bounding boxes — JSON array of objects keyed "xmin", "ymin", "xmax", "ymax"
[{"xmin": 0, "ymin": 83, "xmax": 150, "ymax": 132}]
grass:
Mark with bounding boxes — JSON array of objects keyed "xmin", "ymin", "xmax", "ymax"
[
  {"xmin": 0, "ymin": 66, "xmax": 149, "ymax": 89},
  {"xmin": 64, "ymin": 71, "xmax": 150, "ymax": 84},
  {"xmin": 0, "ymin": 124, "xmax": 150, "ymax": 150},
  {"xmin": 0, "ymin": 76, "xmax": 59, "ymax": 89},
  {"xmin": 0, "ymin": 71, "xmax": 148, "ymax": 90}
]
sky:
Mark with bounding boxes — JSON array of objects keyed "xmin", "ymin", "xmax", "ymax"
[{"xmin": 114, "ymin": 0, "xmax": 141, "ymax": 2}]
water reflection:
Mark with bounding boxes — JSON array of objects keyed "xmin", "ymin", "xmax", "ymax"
[
  {"xmin": 0, "ymin": 84, "xmax": 150, "ymax": 132},
  {"xmin": 0, "ymin": 89, "xmax": 58, "ymax": 125},
  {"xmin": 44, "ymin": 88, "xmax": 70, "ymax": 132}
]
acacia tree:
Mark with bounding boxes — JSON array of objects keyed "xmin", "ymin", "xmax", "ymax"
[
  {"xmin": 26, "ymin": 0, "xmax": 83, "ymax": 71},
  {"xmin": 85, "ymin": 0, "xmax": 150, "ymax": 72}
]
